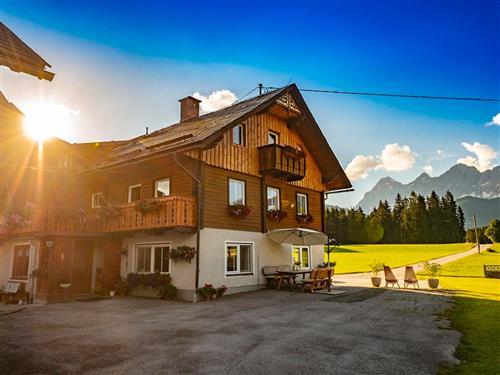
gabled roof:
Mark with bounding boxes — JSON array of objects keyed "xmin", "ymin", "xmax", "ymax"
[
  {"xmin": 0, "ymin": 22, "xmax": 54, "ymax": 81},
  {"xmin": 99, "ymin": 84, "xmax": 351, "ymax": 190}
]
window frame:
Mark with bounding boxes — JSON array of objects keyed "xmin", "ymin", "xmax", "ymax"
[
  {"xmin": 154, "ymin": 178, "xmax": 171, "ymax": 198},
  {"xmin": 296, "ymin": 192, "xmax": 309, "ymax": 215},
  {"xmin": 266, "ymin": 186, "xmax": 280, "ymax": 210},
  {"xmin": 292, "ymin": 245, "xmax": 311, "ymax": 270},
  {"xmin": 228, "ymin": 178, "xmax": 246, "ymax": 205},
  {"xmin": 128, "ymin": 184, "xmax": 142, "ymax": 203},
  {"xmin": 91, "ymin": 192, "xmax": 104, "ymax": 208},
  {"xmin": 10, "ymin": 243, "xmax": 31, "ymax": 281},
  {"xmin": 134, "ymin": 242, "xmax": 171, "ymax": 274},
  {"xmin": 225, "ymin": 241, "xmax": 254, "ymax": 276},
  {"xmin": 268, "ymin": 130, "xmax": 279, "ymax": 145},
  {"xmin": 232, "ymin": 124, "xmax": 246, "ymax": 146}
]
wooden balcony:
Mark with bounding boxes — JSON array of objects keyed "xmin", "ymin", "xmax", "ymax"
[
  {"xmin": 258, "ymin": 144, "xmax": 306, "ymax": 181},
  {"xmin": 1, "ymin": 196, "xmax": 197, "ymax": 238},
  {"xmin": 100, "ymin": 196, "xmax": 196, "ymax": 233}
]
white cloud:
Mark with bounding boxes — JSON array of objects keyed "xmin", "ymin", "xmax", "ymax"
[
  {"xmin": 457, "ymin": 142, "xmax": 498, "ymax": 172},
  {"xmin": 345, "ymin": 143, "xmax": 416, "ymax": 181},
  {"xmin": 485, "ymin": 113, "xmax": 500, "ymax": 127},
  {"xmin": 423, "ymin": 165, "xmax": 433, "ymax": 175},
  {"xmin": 192, "ymin": 89, "xmax": 237, "ymax": 114}
]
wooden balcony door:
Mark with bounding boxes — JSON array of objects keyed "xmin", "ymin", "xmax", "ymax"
[{"xmin": 72, "ymin": 241, "xmax": 94, "ymax": 295}]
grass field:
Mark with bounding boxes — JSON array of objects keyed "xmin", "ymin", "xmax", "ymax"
[
  {"xmin": 436, "ymin": 244, "xmax": 500, "ymax": 374},
  {"xmin": 324, "ymin": 243, "xmax": 473, "ymax": 274}
]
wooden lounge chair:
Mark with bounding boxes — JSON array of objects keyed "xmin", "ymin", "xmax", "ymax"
[
  {"xmin": 404, "ymin": 266, "xmax": 419, "ymax": 289},
  {"xmin": 384, "ymin": 266, "xmax": 400, "ymax": 288},
  {"xmin": 302, "ymin": 269, "xmax": 329, "ymax": 293},
  {"xmin": 0, "ymin": 281, "xmax": 29, "ymax": 304}
]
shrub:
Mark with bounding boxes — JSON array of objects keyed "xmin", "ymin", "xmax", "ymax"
[
  {"xmin": 158, "ymin": 284, "xmax": 177, "ymax": 299},
  {"xmin": 113, "ymin": 278, "xmax": 130, "ymax": 296},
  {"xmin": 485, "ymin": 219, "xmax": 500, "ymax": 243},
  {"xmin": 126, "ymin": 272, "xmax": 172, "ymax": 288}
]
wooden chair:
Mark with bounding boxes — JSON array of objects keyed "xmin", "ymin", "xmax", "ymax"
[
  {"xmin": 302, "ymin": 269, "xmax": 329, "ymax": 293},
  {"xmin": 384, "ymin": 266, "xmax": 400, "ymax": 288},
  {"xmin": 404, "ymin": 266, "xmax": 419, "ymax": 289},
  {"xmin": 0, "ymin": 281, "xmax": 29, "ymax": 304}
]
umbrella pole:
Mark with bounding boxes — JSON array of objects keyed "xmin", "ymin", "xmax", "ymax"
[{"xmin": 327, "ymin": 236, "xmax": 331, "ymax": 292}]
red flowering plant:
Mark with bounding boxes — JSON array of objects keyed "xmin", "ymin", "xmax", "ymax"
[
  {"xmin": 134, "ymin": 199, "xmax": 163, "ymax": 214},
  {"xmin": 2, "ymin": 203, "xmax": 33, "ymax": 230},
  {"xmin": 228, "ymin": 204, "xmax": 252, "ymax": 217},
  {"xmin": 216, "ymin": 285, "xmax": 228, "ymax": 298},
  {"xmin": 198, "ymin": 283, "xmax": 217, "ymax": 300},
  {"xmin": 296, "ymin": 213, "xmax": 314, "ymax": 225},
  {"xmin": 168, "ymin": 246, "xmax": 196, "ymax": 263},
  {"xmin": 266, "ymin": 209, "xmax": 287, "ymax": 223}
]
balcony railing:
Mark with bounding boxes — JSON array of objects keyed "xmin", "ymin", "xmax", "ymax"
[
  {"xmin": 100, "ymin": 196, "xmax": 196, "ymax": 233},
  {"xmin": 0, "ymin": 196, "xmax": 197, "ymax": 237},
  {"xmin": 258, "ymin": 144, "xmax": 306, "ymax": 181}
]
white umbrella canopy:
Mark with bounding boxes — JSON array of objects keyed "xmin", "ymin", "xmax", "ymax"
[{"xmin": 267, "ymin": 228, "xmax": 328, "ymax": 246}]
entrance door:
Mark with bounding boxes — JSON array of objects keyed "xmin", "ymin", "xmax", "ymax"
[{"xmin": 72, "ymin": 241, "xmax": 94, "ymax": 295}]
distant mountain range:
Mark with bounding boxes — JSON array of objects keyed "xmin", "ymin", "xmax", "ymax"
[{"xmin": 356, "ymin": 164, "xmax": 500, "ymax": 228}]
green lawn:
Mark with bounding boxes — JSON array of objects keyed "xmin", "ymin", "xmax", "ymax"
[
  {"xmin": 435, "ymin": 245, "xmax": 500, "ymax": 374},
  {"xmin": 324, "ymin": 243, "xmax": 473, "ymax": 274}
]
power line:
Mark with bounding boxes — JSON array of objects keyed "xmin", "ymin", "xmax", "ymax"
[
  {"xmin": 236, "ymin": 87, "xmax": 258, "ymax": 102},
  {"xmin": 264, "ymin": 86, "xmax": 500, "ymax": 102}
]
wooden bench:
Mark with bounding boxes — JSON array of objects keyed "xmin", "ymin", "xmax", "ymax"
[
  {"xmin": 0, "ymin": 281, "xmax": 29, "ymax": 304},
  {"xmin": 302, "ymin": 269, "xmax": 330, "ymax": 293},
  {"xmin": 262, "ymin": 265, "xmax": 291, "ymax": 288},
  {"xmin": 484, "ymin": 265, "xmax": 500, "ymax": 279}
]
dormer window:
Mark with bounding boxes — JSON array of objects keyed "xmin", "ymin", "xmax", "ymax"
[
  {"xmin": 232, "ymin": 124, "xmax": 245, "ymax": 146},
  {"xmin": 268, "ymin": 131, "xmax": 279, "ymax": 145}
]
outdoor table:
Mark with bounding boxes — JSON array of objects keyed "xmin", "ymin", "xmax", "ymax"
[{"xmin": 276, "ymin": 270, "xmax": 312, "ymax": 292}]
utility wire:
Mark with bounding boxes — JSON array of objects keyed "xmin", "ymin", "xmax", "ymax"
[
  {"xmin": 236, "ymin": 87, "xmax": 258, "ymax": 102},
  {"xmin": 264, "ymin": 86, "xmax": 500, "ymax": 102}
]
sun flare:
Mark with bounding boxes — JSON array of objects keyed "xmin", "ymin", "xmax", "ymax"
[{"xmin": 22, "ymin": 101, "xmax": 78, "ymax": 142}]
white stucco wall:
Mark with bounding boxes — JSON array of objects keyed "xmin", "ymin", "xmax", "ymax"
[
  {"xmin": 198, "ymin": 228, "xmax": 324, "ymax": 294},
  {"xmin": 120, "ymin": 231, "xmax": 197, "ymax": 299}
]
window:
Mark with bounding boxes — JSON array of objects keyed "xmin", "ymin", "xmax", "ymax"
[
  {"xmin": 12, "ymin": 244, "xmax": 30, "ymax": 280},
  {"xmin": 297, "ymin": 193, "xmax": 308, "ymax": 215},
  {"xmin": 268, "ymin": 131, "xmax": 279, "ymax": 145},
  {"xmin": 292, "ymin": 245, "xmax": 310, "ymax": 269},
  {"xmin": 226, "ymin": 242, "xmax": 253, "ymax": 275},
  {"xmin": 128, "ymin": 184, "xmax": 142, "ymax": 203},
  {"xmin": 232, "ymin": 124, "xmax": 245, "ymax": 145},
  {"xmin": 91, "ymin": 192, "xmax": 104, "ymax": 208},
  {"xmin": 267, "ymin": 187, "xmax": 280, "ymax": 210},
  {"xmin": 135, "ymin": 244, "xmax": 170, "ymax": 273},
  {"xmin": 229, "ymin": 179, "xmax": 245, "ymax": 205},
  {"xmin": 154, "ymin": 178, "xmax": 170, "ymax": 198}
]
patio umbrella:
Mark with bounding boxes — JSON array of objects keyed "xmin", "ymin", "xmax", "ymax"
[{"xmin": 267, "ymin": 228, "xmax": 328, "ymax": 245}]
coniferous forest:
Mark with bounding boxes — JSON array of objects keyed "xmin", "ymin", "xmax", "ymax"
[{"xmin": 326, "ymin": 191, "xmax": 466, "ymax": 244}]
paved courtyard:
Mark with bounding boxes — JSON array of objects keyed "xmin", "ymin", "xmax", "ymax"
[{"xmin": 0, "ymin": 288, "xmax": 460, "ymax": 375}]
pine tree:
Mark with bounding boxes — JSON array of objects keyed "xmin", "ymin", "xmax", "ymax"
[
  {"xmin": 392, "ymin": 193, "xmax": 405, "ymax": 243},
  {"xmin": 457, "ymin": 206, "xmax": 466, "ymax": 242},
  {"xmin": 426, "ymin": 191, "xmax": 442, "ymax": 243}
]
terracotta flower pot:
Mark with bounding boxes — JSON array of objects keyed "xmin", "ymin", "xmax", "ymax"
[
  {"xmin": 428, "ymin": 278, "xmax": 439, "ymax": 289},
  {"xmin": 371, "ymin": 277, "xmax": 382, "ymax": 287}
]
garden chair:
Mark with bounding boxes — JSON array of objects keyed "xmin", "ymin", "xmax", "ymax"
[
  {"xmin": 384, "ymin": 266, "xmax": 400, "ymax": 288},
  {"xmin": 262, "ymin": 266, "xmax": 280, "ymax": 288},
  {"xmin": 403, "ymin": 266, "xmax": 419, "ymax": 288},
  {"xmin": 0, "ymin": 281, "xmax": 28, "ymax": 304},
  {"xmin": 302, "ymin": 269, "xmax": 329, "ymax": 293}
]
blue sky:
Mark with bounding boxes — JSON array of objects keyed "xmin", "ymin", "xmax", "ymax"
[{"xmin": 1, "ymin": 0, "xmax": 499, "ymax": 207}]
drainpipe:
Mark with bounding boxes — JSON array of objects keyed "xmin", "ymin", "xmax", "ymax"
[{"xmin": 173, "ymin": 153, "xmax": 202, "ymax": 302}]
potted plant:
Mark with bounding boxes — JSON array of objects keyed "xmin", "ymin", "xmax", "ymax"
[
  {"xmin": 198, "ymin": 283, "xmax": 217, "ymax": 301},
  {"xmin": 216, "ymin": 285, "xmax": 228, "ymax": 298},
  {"xmin": 113, "ymin": 278, "xmax": 129, "ymax": 296},
  {"xmin": 266, "ymin": 209, "xmax": 287, "ymax": 223},
  {"xmin": 296, "ymin": 213, "xmax": 314, "ymax": 225},
  {"xmin": 368, "ymin": 261, "xmax": 384, "ymax": 287},
  {"xmin": 134, "ymin": 199, "xmax": 163, "ymax": 214},
  {"xmin": 423, "ymin": 261, "xmax": 442, "ymax": 289},
  {"xmin": 228, "ymin": 204, "xmax": 252, "ymax": 217}
]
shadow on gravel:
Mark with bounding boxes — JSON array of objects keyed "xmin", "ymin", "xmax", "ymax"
[{"xmin": 324, "ymin": 288, "xmax": 387, "ymax": 303}]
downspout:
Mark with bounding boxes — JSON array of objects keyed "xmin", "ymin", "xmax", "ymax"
[{"xmin": 173, "ymin": 153, "xmax": 202, "ymax": 302}]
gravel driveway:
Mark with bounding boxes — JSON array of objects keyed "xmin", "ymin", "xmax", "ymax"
[{"xmin": 0, "ymin": 288, "xmax": 460, "ymax": 375}]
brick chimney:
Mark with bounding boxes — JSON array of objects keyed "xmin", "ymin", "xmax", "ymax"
[{"xmin": 179, "ymin": 96, "xmax": 201, "ymax": 122}]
